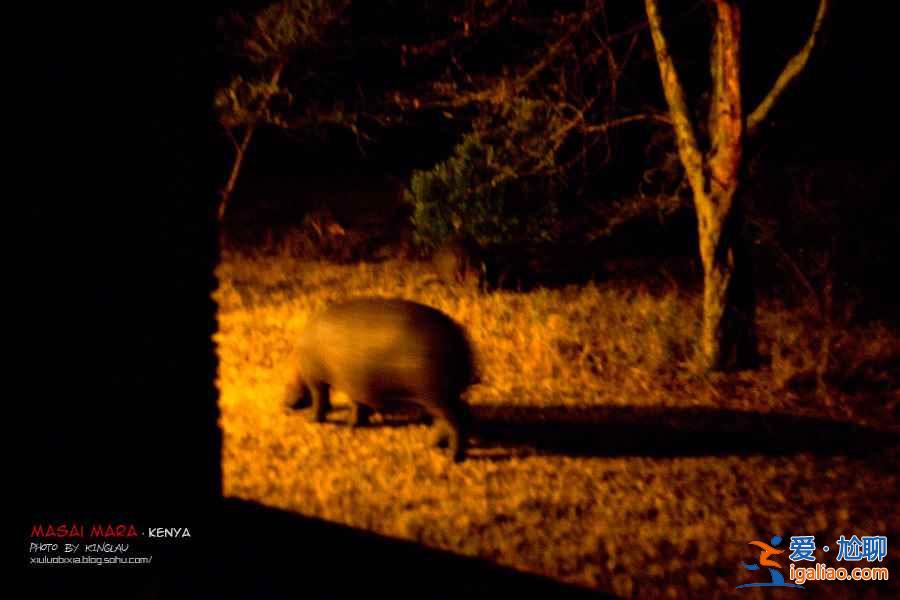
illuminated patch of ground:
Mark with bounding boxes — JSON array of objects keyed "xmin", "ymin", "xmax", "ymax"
[{"xmin": 215, "ymin": 254, "xmax": 899, "ymax": 598}]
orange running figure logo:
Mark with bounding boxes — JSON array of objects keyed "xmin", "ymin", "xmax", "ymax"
[{"xmin": 736, "ymin": 535, "xmax": 805, "ymax": 589}]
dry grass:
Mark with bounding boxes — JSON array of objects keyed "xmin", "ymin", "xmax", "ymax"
[{"xmin": 215, "ymin": 248, "xmax": 899, "ymax": 598}]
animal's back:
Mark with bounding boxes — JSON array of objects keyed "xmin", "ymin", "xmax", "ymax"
[{"xmin": 308, "ymin": 298, "xmax": 475, "ymax": 394}]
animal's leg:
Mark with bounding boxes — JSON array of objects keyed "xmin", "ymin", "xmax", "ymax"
[
  {"xmin": 347, "ymin": 402, "xmax": 373, "ymax": 427},
  {"xmin": 309, "ymin": 382, "xmax": 331, "ymax": 423},
  {"xmin": 428, "ymin": 400, "xmax": 467, "ymax": 462}
]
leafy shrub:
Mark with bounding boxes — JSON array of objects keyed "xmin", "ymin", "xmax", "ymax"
[{"xmin": 405, "ymin": 100, "xmax": 564, "ymax": 249}]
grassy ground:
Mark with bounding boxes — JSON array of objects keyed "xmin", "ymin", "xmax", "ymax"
[{"xmin": 215, "ymin": 250, "xmax": 899, "ymax": 598}]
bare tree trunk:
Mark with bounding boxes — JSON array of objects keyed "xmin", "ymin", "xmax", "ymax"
[
  {"xmin": 695, "ymin": 187, "xmax": 758, "ymax": 369},
  {"xmin": 646, "ymin": 0, "xmax": 744, "ymax": 370},
  {"xmin": 696, "ymin": 189, "xmax": 735, "ymax": 368},
  {"xmin": 646, "ymin": 0, "xmax": 826, "ymax": 370}
]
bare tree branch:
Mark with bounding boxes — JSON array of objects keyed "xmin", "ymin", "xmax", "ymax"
[
  {"xmin": 401, "ymin": 0, "xmax": 517, "ymax": 61},
  {"xmin": 747, "ymin": 0, "xmax": 829, "ymax": 134},
  {"xmin": 582, "ymin": 112, "xmax": 672, "ymax": 134},
  {"xmin": 644, "ymin": 0, "xmax": 704, "ymax": 196},
  {"xmin": 219, "ymin": 60, "xmax": 286, "ymax": 222}
]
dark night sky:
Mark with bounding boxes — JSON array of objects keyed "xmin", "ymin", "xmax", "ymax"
[
  {"xmin": 24, "ymin": 1, "xmax": 900, "ymax": 185},
  {"xmin": 239, "ymin": 1, "xmax": 900, "ymax": 181},
  {"xmin": 26, "ymin": 2, "xmax": 897, "ymax": 196},
  {"xmin": 758, "ymin": 1, "xmax": 900, "ymax": 160}
]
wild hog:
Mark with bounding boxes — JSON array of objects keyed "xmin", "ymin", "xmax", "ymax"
[
  {"xmin": 432, "ymin": 236, "xmax": 484, "ymax": 289},
  {"xmin": 287, "ymin": 298, "xmax": 476, "ymax": 462}
]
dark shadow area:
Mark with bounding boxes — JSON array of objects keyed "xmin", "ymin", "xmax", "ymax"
[
  {"xmin": 470, "ymin": 405, "xmax": 900, "ymax": 461},
  {"xmin": 29, "ymin": 499, "xmax": 614, "ymax": 600},
  {"xmin": 22, "ymin": 0, "xmax": 222, "ymax": 532},
  {"xmin": 286, "ymin": 403, "xmax": 898, "ymax": 463},
  {"xmin": 210, "ymin": 499, "xmax": 612, "ymax": 599}
]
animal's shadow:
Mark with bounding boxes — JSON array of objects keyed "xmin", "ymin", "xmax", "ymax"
[
  {"xmin": 468, "ymin": 405, "xmax": 899, "ymax": 460},
  {"xmin": 296, "ymin": 403, "xmax": 899, "ymax": 461}
]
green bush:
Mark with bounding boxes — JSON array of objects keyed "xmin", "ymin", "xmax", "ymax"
[{"xmin": 405, "ymin": 101, "xmax": 564, "ymax": 249}]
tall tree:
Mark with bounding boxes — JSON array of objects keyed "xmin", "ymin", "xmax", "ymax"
[
  {"xmin": 393, "ymin": 0, "xmax": 830, "ymax": 369},
  {"xmin": 644, "ymin": 0, "xmax": 829, "ymax": 369}
]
